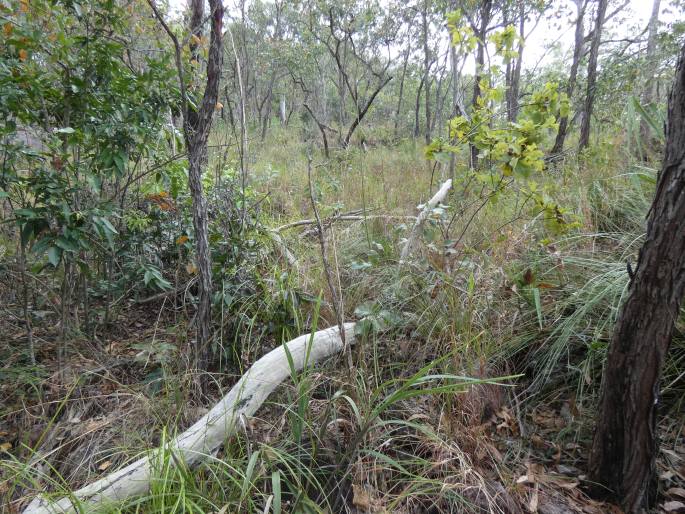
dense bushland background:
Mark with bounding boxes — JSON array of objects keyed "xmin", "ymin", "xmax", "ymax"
[{"xmin": 1, "ymin": 0, "xmax": 685, "ymax": 512}]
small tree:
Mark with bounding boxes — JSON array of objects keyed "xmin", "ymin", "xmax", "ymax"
[
  {"xmin": 148, "ymin": 0, "xmax": 224, "ymax": 375},
  {"xmin": 588, "ymin": 42, "xmax": 685, "ymax": 512}
]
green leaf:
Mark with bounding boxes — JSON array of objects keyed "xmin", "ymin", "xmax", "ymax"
[
  {"xmin": 55, "ymin": 236, "xmax": 79, "ymax": 252},
  {"xmin": 271, "ymin": 471, "xmax": 281, "ymax": 514},
  {"xmin": 533, "ymin": 287, "xmax": 543, "ymax": 329},
  {"xmin": 113, "ymin": 152, "xmax": 126, "ymax": 174},
  {"xmin": 98, "ymin": 216, "xmax": 118, "ymax": 235},
  {"xmin": 354, "ymin": 302, "xmax": 374, "ymax": 317},
  {"xmin": 47, "ymin": 246, "xmax": 62, "ymax": 267},
  {"xmin": 630, "ymin": 96, "xmax": 664, "ymax": 141},
  {"xmin": 240, "ymin": 450, "xmax": 260, "ymax": 500}
]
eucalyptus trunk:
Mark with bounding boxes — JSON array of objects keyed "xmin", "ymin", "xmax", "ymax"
[
  {"xmin": 552, "ymin": 0, "xmax": 586, "ymax": 154},
  {"xmin": 578, "ymin": 0, "xmax": 608, "ymax": 150},
  {"xmin": 588, "ymin": 42, "xmax": 685, "ymax": 513},
  {"xmin": 640, "ymin": 0, "xmax": 662, "ymax": 144},
  {"xmin": 185, "ymin": 0, "xmax": 224, "ymax": 373}
]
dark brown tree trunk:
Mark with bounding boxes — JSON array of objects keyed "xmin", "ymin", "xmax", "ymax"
[
  {"xmin": 414, "ymin": 75, "xmax": 425, "ymax": 138},
  {"xmin": 303, "ymin": 103, "xmax": 330, "ymax": 158},
  {"xmin": 148, "ymin": 0, "xmax": 222, "ymax": 379},
  {"xmin": 342, "ymin": 75, "xmax": 392, "ymax": 148},
  {"xmin": 552, "ymin": 0, "xmax": 586, "ymax": 155},
  {"xmin": 578, "ymin": 0, "xmax": 608, "ymax": 150},
  {"xmin": 185, "ymin": 0, "xmax": 223, "ymax": 374},
  {"xmin": 588, "ymin": 43, "xmax": 685, "ymax": 513}
]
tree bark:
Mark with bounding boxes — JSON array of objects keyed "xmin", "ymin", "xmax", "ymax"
[
  {"xmin": 184, "ymin": 0, "xmax": 223, "ymax": 373},
  {"xmin": 342, "ymin": 75, "xmax": 392, "ymax": 148},
  {"xmin": 640, "ymin": 0, "xmax": 662, "ymax": 143},
  {"xmin": 280, "ymin": 93, "xmax": 286, "ymax": 126},
  {"xmin": 303, "ymin": 103, "xmax": 330, "ymax": 158},
  {"xmin": 394, "ymin": 40, "xmax": 411, "ymax": 140},
  {"xmin": 400, "ymin": 179, "xmax": 452, "ymax": 262},
  {"xmin": 147, "ymin": 0, "xmax": 223, "ymax": 376},
  {"xmin": 507, "ymin": 1, "xmax": 525, "ymax": 122},
  {"xmin": 422, "ymin": 0, "xmax": 432, "ymax": 144},
  {"xmin": 578, "ymin": 0, "xmax": 608, "ymax": 151},
  {"xmin": 414, "ymin": 75, "xmax": 425, "ymax": 139},
  {"xmin": 448, "ymin": 45, "xmax": 459, "ymax": 181},
  {"xmin": 470, "ymin": 0, "xmax": 492, "ymax": 168},
  {"xmin": 588, "ymin": 43, "xmax": 685, "ymax": 513},
  {"xmin": 552, "ymin": 0, "xmax": 586, "ymax": 155}
]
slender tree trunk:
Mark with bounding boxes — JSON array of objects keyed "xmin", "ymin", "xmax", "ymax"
[
  {"xmin": 394, "ymin": 42, "xmax": 411, "ymax": 139},
  {"xmin": 449, "ymin": 44, "xmax": 460, "ymax": 180},
  {"xmin": 640, "ymin": 0, "xmax": 662, "ymax": 143},
  {"xmin": 578, "ymin": 0, "xmax": 608, "ymax": 150},
  {"xmin": 422, "ymin": 0, "xmax": 432, "ymax": 144},
  {"xmin": 148, "ymin": 0, "xmax": 224, "ymax": 374},
  {"xmin": 470, "ymin": 0, "xmax": 492, "ymax": 168},
  {"xmin": 342, "ymin": 75, "xmax": 392, "ymax": 147},
  {"xmin": 448, "ymin": 0, "xmax": 467, "ymax": 181},
  {"xmin": 507, "ymin": 1, "xmax": 525, "ymax": 122},
  {"xmin": 280, "ymin": 94, "xmax": 286, "ymax": 126},
  {"xmin": 414, "ymin": 75, "xmax": 425, "ymax": 138},
  {"xmin": 552, "ymin": 0, "xmax": 586, "ymax": 155},
  {"xmin": 432, "ymin": 64, "xmax": 448, "ymax": 135},
  {"xmin": 588, "ymin": 43, "xmax": 685, "ymax": 513},
  {"xmin": 303, "ymin": 103, "xmax": 330, "ymax": 158},
  {"xmin": 186, "ymin": 0, "xmax": 223, "ymax": 373}
]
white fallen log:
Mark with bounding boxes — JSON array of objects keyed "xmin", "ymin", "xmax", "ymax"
[
  {"xmin": 24, "ymin": 323, "xmax": 356, "ymax": 514},
  {"xmin": 268, "ymin": 229, "xmax": 299, "ymax": 269},
  {"xmin": 399, "ymin": 179, "xmax": 452, "ymax": 263}
]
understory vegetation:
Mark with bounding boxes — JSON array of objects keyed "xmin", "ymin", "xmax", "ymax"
[{"xmin": 1, "ymin": 0, "xmax": 685, "ymax": 513}]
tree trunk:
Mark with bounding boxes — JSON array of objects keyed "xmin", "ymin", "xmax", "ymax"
[
  {"xmin": 552, "ymin": 0, "xmax": 586, "ymax": 155},
  {"xmin": 280, "ymin": 94, "xmax": 286, "ymax": 126},
  {"xmin": 588, "ymin": 42, "xmax": 685, "ymax": 513},
  {"xmin": 422, "ymin": 0, "xmax": 432, "ymax": 144},
  {"xmin": 394, "ymin": 41, "xmax": 411, "ymax": 139},
  {"xmin": 470, "ymin": 0, "xmax": 492, "ymax": 168},
  {"xmin": 640, "ymin": 0, "xmax": 662, "ymax": 143},
  {"xmin": 414, "ymin": 75, "xmax": 425, "ymax": 138},
  {"xmin": 303, "ymin": 103, "xmax": 330, "ymax": 158},
  {"xmin": 342, "ymin": 75, "xmax": 392, "ymax": 148},
  {"xmin": 185, "ymin": 0, "xmax": 224, "ymax": 373},
  {"xmin": 578, "ymin": 0, "xmax": 608, "ymax": 151},
  {"xmin": 448, "ymin": 45, "xmax": 459, "ymax": 181},
  {"xmin": 507, "ymin": 1, "xmax": 525, "ymax": 122}
]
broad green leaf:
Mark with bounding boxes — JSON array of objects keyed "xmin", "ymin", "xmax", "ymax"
[{"xmin": 47, "ymin": 246, "xmax": 61, "ymax": 267}]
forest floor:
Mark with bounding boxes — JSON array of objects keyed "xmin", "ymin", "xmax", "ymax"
[{"xmin": 2, "ymin": 137, "xmax": 685, "ymax": 513}]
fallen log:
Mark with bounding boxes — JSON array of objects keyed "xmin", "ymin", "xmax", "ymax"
[
  {"xmin": 399, "ymin": 179, "xmax": 452, "ymax": 263},
  {"xmin": 275, "ymin": 213, "xmax": 414, "ymax": 233},
  {"xmin": 24, "ymin": 323, "xmax": 356, "ymax": 514}
]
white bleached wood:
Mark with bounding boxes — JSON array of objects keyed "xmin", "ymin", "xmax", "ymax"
[
  {"xmin": 24, "ymin": 323, "xmax": 356, "ymax": 514},
  {"xmin": 399, "ymin": 179, "xmax": 452, "ymax": 262}
]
